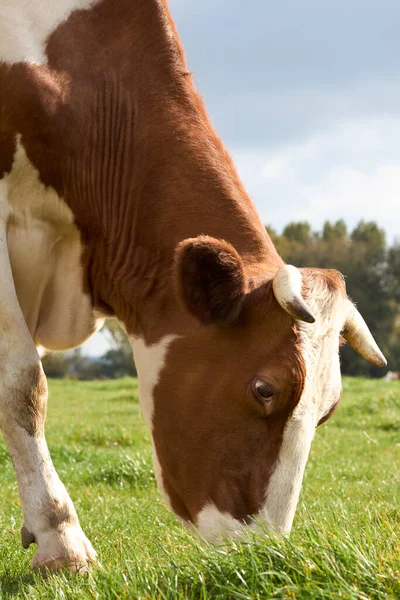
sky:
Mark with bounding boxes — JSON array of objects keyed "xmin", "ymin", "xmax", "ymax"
[
  {"xmin": 84, "ymin": 0, "xmax": 400, "ymax": 356},
  {"xmin": 171, "ymin": 0, "xmax": 400, "ymax": 239}
]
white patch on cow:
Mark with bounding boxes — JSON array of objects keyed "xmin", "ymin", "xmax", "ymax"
[
  {"xmin": 0, "ymin": 174, "xmax": 39, "ymax": 356},
  {"xmin": 0, "ymin": 181, "xmax": 95, "ymax": 569},
  {"xmin": 261, "ymin": 413, "xmax": 315, "ymax": 533},
  {"xmin": 5, "ymin": 137, "xmax": 102, "ymax": 349},
  {"xmin": 130, "ymin": 335, "xmax": 178, "ymax": 429},
  {"xmin": 4, "ymin": 426, "xmax": 96, "ymax": 569},
  {"xmin": 262, "ymin": 277, "xmax": 347, "ymax": 533},
  {"xmin": 196, "ymin": 503, "xmax": 249, "ymax": 542},
  {"xmin": 0, "ymin": 0, "xmax": 98, "ymax": 64},
  {"xmin": 130, "ymin": 335, "xmax": 178, "ymax": 508}
]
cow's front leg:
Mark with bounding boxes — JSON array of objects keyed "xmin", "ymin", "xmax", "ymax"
[
  {"xmin": 3, "ymin": 402, "xmax": 97, "ymax": 572},
  {"xmin": 0, "ymin": 184, "xmax": 96, "ymax": 572}
]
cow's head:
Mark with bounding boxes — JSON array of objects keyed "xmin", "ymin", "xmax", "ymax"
[{"xmin": 132, "ymin": 236, "xmax": 386, "ymax": 541}]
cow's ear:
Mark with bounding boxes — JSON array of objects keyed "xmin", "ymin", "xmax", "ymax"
[{"xmin": 174, "ymin": 236, "xmax": 247, "ymax": 324}]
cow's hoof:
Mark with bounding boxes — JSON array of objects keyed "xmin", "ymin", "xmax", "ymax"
[{"xmin": 29, "ymin": 526, "xmax": 98, "ymax": 574}]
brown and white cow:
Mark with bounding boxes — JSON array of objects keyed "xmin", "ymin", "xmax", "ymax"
[{"xmin": 0, "ymin": 0, "xmax": 386, "ymax": 573}]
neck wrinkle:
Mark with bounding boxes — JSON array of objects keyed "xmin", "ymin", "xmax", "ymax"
[{"xmin": 46, "ymin": 0, "xmax": 282, "ymax": 332}]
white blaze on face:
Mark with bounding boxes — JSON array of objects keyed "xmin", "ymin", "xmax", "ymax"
[
  {"xmin": 0, "ymin": 0, "xmax": 99, "ymax": 65},
  {"xmin": 261, "ymin": 413, "xmax": 315, "ymax": 533},
  {"xmin": 129, "ymin": 335, "xmax": 177, "ymax": 508},
  {"xmin": 261, "ymin": 280, "xmax": 348, "ymax": 533},
  {"xmin": 197, "ymin": 294, "xmax": 344, "ymax": 541}
]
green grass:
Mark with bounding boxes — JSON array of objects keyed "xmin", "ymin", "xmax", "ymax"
[{"xmin": 0, "ymin": 377, "xmax": 399, "ymax": 599}]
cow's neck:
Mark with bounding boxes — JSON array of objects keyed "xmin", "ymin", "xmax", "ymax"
[
  {"xmin": 46, "ymin": 0, "xmax": 283, "ymax": 337},
  {"xmin": 75, "ymin": 98, "xmax": 281, "ymax": 336},
  {"xmin": 7, "ymin": 0, "xmax": 282, "ymax": 338}
]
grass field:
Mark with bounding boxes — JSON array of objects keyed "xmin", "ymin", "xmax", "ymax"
[{"xmin": 0, "ymin": 377, "xmax": 399, "ymax": 599}]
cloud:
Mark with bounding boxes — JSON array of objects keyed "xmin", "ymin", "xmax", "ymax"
[
  {"xmin": 233, "ymin": 117, "xmax": 400, "ymax": 241},
  {"xmin": 298, "ymin": 163, "xmax": 400, "ymax": 239},
  {"xmin": 262, "ymin": 159, "xmax": 285, "ymax": 180}
]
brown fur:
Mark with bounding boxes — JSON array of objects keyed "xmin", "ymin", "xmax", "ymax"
[
  {"xmin": 46, "ymin": 498, "xmax": 76, "ymax": 531},
  {"xmin": 0, "ymin": 0, "xmax": 348, "ymax": 527},
  {"xmin": 152, "ymin": 284, "xmax": 307, "ymax": 521},
  {"xmin": 175, "ymin": 236, "xmax": 247, "ymax": 324},
  {"xmin": 11, "ymin": 364, "xmax": 47, "ymax": 437},
  {"xmin": 0, "ymin": 0, "xmax": 281, "ymax": 339}
]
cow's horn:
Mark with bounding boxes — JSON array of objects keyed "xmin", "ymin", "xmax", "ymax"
[
  {"xmin": 272, "ymin": 265, "xmax": 315, "ymax": 324},
  {"xmin": 342, "ymin": 301, "xmax": 387, "ymax": 367}
]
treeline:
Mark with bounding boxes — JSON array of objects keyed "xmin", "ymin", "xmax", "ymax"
[
  {"xmin": 42, "ymin": 347, "xmax": 137, "ymax": 380},
  {"xmin": 42, "ymin": 219, "xmax": 399, "ymax": 379},
  {"xmin": 267, "ymin": 220, "xmax": 400, "ymax": 377},
  {"xmin": 42, "ymin": 321, "xmax": 137, "ymax": 380}
]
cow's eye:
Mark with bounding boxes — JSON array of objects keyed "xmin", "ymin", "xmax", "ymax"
[{"xmin": 252, "ymin": 378, "xmax": 275, "ymax": 402}]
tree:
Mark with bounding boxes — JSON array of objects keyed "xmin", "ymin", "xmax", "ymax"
[
  {"xmin": 283, "ymin": 221, "xmax": 312, "ymax": 244},
  {"xmin": 97, "ymin": 348, "xmax": 137, "ymax": 379},
  {"xmin": 41, "ymin": 353, "xmax": 70, "ymax": 378},
  {"xmin": 98, "ymin": 320, "xmax": 137, "ymax": 378},
  {"xmin": 42, "ymin": 321, "xmax": 137, "ymax": 380},
  {"xmin": 322, "ymin": 219, "xmax": 347, "ymax": 242},
  {"xmin": 351, "ymin": 221, "xmax": 386, "ymax": 263},
  {"xmin": 387, "ymin": 243, "xmax": 400, "ymax": 304}
]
